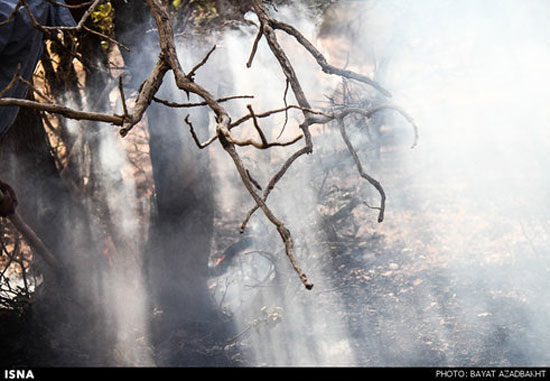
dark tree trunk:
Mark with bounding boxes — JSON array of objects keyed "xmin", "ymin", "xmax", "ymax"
[
  {"xmin": 146, "ymin": 102, "xmax": 223, "ymax": 365},
  {"xmin": 0, "ymin": 95, "xmax": 112, "ymax": 366},
  {"xmin": 112, "ymin": 0, "xmax": 235, "ymax": 365}
]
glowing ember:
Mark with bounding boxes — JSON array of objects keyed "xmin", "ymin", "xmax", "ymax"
[{"xmin": 215, "ymin": 255, "xmax": 226, "ymax": 266}]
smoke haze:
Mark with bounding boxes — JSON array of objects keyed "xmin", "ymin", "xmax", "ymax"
[
  {"xmin": 207, "ymin": 0, "xmax": 550, "ymax": 366},
  {"xmin": 4, "ymin": 0, "xmax": 549, "ymax": 368}
]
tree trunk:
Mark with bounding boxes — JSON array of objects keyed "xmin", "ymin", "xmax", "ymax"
[
  {"xmin": 113, "ymin": 0, "xmax": 235, "ymax": 365},
  {"xmin": 0, "ymin": 94, "xmax": 112, "ymax": 366}
]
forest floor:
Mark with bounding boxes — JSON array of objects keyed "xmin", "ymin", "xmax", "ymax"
[
  {"xmin": 304, "ymin": 139, "xmax": 550, "ymax": 366},
  {"xmin": 210, "ymin": 126, "xmax": 550, "ymax": 366}
]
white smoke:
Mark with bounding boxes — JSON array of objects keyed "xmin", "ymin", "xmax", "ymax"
[
  {"xmin": 209, "ymin": 0, "xmax": 550, "ymax": 366},
  {"xmin": 347, "ymin": 0, "xmax": 550, "ymax": 366},
  {"xmin": 205, "ymin": 6, "xmax": 359, "ymax": 366}
]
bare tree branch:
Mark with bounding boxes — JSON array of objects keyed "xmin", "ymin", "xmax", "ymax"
[
  {"xmin": 269, "ymin": 18, "xmax": 392, "ymax": 97},
  {"xmin": 230, "ymin": 131, "xmax": 303, "ymax": 149},
  {"xmin": 0, "ymin": 97, "xmax": 124, "ymax": 124},
  {"xmin": 187, "ymin": 44, "xmax": 217, "ymax": 81},
  {"xmin": 337, "ymin": 117, "xmax": 385, "ymax": 222},
  {"xmin": 0, "ymin": 65, "xmax": 21, "ymax": 99},
  {"xmin": 334, "ymin": 105, "xmax": 419, "ymax": 149},
  {"xmin": 185, "ymin": 114, "xmax": 216, "ymax": 149},
  {"xmin": 143, "ymin": 0, "xmax": 314, "ymax": 289},
  {"xmin": 82, "ymin": 24, "xmax": 130, "ymax": 52},
  {"xmin": 276, "ymin": 78, "xmax": 290, "ymax": 139},
  {"xmin": 247, "ymin": 104, "xmax": 268, "ymax": 146},
  {"xmin": 240, "ymin": 134, "xmax": 313, "ymax": 233},
  {"xmin": 19, "ymin": 74, "xmax": 54, "ymax": 103},
  {"xmin": 119, "ymin": 57, "xmax": 170, "ymax": 137},
  {"xmin": 0, "ymin": 0, "xmax": 22, "ymax": 27},
  {"xmin": 230, "ymin": 104, "xmax": 331, "ymax": 129},
  {"xmin": 246, "ymin": 23, "xmax": 263, "ymax": 68},
  {"xmin": 0, "ymin": 0, "xmax": 418, "ymax": 290},
  {"xmin": 153, "ymin": 94, "xmax": 254, "ymax": 108},
  {"xmin": 21, "ymin": 0, "xmax": 101, "ymax": 33},
  {"xmin": 118, "ymin": 76, "xmax": 129, "ymax": 119}
]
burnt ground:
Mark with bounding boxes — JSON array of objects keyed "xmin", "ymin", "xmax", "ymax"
[
  {"xmin": 306, "ymin": 135, "xmax": 550, "ymax": 366},
  {"xmin": 210, "ymin": 123, "xmax": 550, "ymax": 367}
]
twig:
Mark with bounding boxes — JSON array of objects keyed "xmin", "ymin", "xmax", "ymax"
[
  {"xmin": 18, "ymin": 74, "xmax": 54, "ymax": 103},
  {"xmin": 247, "ymin": 104, "xmax": 268, "ymax": 146},
  {"xmin": 120, "ymin": 56, "xmax": 170, "ymax": 136},
  {"xmin": 118, "ymin": 76, "xmax": 129, "ymax": 119},
  {"xmin": 187, "ymin": 44, "xmax": 216, "ymax": 81},
  {"xmin": 269, "ymin": 17, "xmax": 392, "ymax": 97},
  {"xmin": 246, "ymin": 169, "xmax": 262, "ymax": 191},
  {"xmin": 0, "ymin": 65, "xmax": 21, "ymax": 99},
  {"xmin": 239, "ymin": 147, "xmax": 310, "ymax": 232},
  {"xmin": 217, "ymin": 129, "xmax": 313, "ymax": 289},
  {"xmin": 0, "ymin": 0, "xmax": 22, "ymax": 27},
  {"xmin": 230, "ymin": 104, "xmax": 331, "ymax": 129},
  {"xmin": 276, "ymin": 78, "xmax": 290, "ymax": 139},
  {"xmin": 251, "ymin": 0, "xmax": 312, "ymax": 111},
  {"xmin": 20, "ymin": 0, "xmax": 47, "ymax": 33},
  {"xmin": 184, "ymin": 114, "xmax": 216, "ymax": 149},
  {"xmin": 153, "ymin": 94, "xmax": 254, "ymax": 108},
  {"xmin": 337, "ymin": 117, "xmax": 385, "ymax": 222},
  {"xmin": 335, "ymin": 105, "xmax": 419, "ymax": 148},
  {"xmin": 0, "ymin": 238, "xmax": 17, "ymax": 280},
  {"xmin": 246, "ymin": 24, "xmax": 263, "ymax": 68},
  {"xmin": 230, "ymin": 132, "xmax": 303, "ymax": 150},
  {"xmin": 27, "ymin": 0, "xmax": 102, "ymax": 32},
  {"xmin": 363, "ymin": 200, "xmax": 382, "ymax": 213},
  {"xmin": 82, "ymin": 24, "xmax": 130, "ymax": 52},
  {"xmin": 240, "ymin": 123, "xmax": 313, "ymax": 233}
]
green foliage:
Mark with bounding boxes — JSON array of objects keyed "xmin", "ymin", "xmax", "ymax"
[
  {"xmin": 190, "ymin": 0, "xmax": 219, "ymax": 27},
  {"xmin": 168, "ymin": 0, "xmax": 220, "ymax": 32},
  {"xmin": 90, "ymin": 2, "xmax": 115, "ymax": 51}
]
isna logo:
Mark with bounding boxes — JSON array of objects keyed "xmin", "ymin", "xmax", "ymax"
[{"xmin": 3, "ymin": 370, "xmax": 34, "ymax": 380}]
